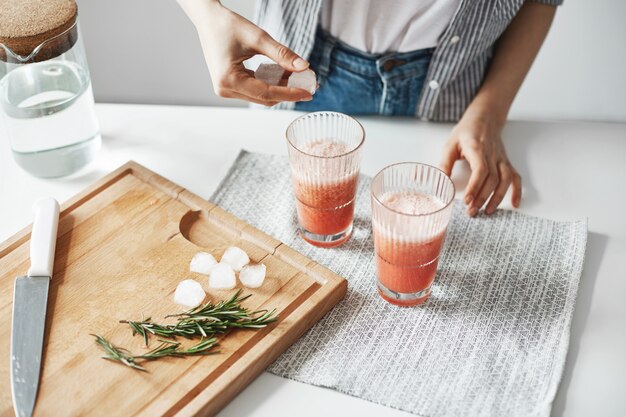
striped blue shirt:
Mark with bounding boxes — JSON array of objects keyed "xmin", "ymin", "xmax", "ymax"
[{"xmin": 255, "ymin": 0, "xmax": 563, "ymax": 121}]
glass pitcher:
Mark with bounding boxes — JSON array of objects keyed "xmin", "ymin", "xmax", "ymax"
[{"xmin": 0, "ymin": 9, "xmax": 100, "ymax": 178}]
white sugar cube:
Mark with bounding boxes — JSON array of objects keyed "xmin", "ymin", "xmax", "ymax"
[
  {"xmin": 288, "ymin": 69, "xmax": 317, "ymax": 94},
  {"xmin": 174, "ymin": 279, "xmax": 206, "ymax": 308},
  {"xmin": 190, "ymin": 251, "xmax": 217, "ymax": 275},
  {"xmin": 208, "ymin": 262, "xmax": 237, "ymax": 290}
]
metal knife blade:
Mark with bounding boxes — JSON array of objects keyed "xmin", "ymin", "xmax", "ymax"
[
  {"xmin": 11, "ymin": 276, "xmax": 50, "ymax": 417},
  {"xmin": 10, "ymin": 197, "xmax": 59, "ymax": 417}
]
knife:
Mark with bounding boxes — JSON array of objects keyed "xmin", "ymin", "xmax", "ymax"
[{"xmin": 10, "ymin": 198, "xmax": 60, "ymax": 417}]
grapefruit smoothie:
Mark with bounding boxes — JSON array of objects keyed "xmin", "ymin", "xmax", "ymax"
[
  {"xmin": 286, "ymin": 112, "xmax": 364, "ymax": 248},
  {"xmin": 371, "ymin": 163, "xmax": 455, "ymax": 306},
  {"xmin": 292, "ymin": 140, "xmax": 359, "ymax": 247},
  {"xmin": 373, "ymin": 192, "xmax": 447, "ymax": 305}
]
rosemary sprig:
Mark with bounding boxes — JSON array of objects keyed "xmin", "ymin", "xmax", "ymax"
[
  {"xmin": 122, "ymin": 290, "xmax": 278, "ymax": 343},
  {"xmin": 92, "ymin": 334, "xmax": 219, "ymax": 371},
  {"xmin": 93, "ymin": 291, "xmax": 277, "ymax": 372},
  {"xmin": 92, "ymin": 334, "xmax": 146, "ymax": 371},
  {"xmin": 137, "ymin": 337, "xmax": 219, "ymax": 360}
]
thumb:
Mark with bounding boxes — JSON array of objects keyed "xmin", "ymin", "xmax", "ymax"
[
  {"xmin": 256, "ymin": 32, "xmax": 309, "ymax": 72},
  {"xmin": 440, "ymin": 141, "xmax": 460, "ymax": 176}
]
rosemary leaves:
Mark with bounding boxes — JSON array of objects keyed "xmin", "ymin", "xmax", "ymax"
[
  {"xmin": 92, "ymin": 335, "xmax": 219, "ymax": 372},
  {"xmin": 122, "ymin": 290, "xmax": 278, "ymax": 345},
  {"xmin": 93, "ymin": 290, "xmax": 278, "ymax": 371}
]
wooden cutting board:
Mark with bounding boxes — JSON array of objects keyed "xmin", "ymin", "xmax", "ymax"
[{"xmin": 0, "ymin": 161, "xmax": 347, "ymax": 417}]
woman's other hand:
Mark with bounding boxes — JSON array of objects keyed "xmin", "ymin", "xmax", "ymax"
[
  {"xmin": 438, "ymin": 2, "xmax": 557, "ymax": 217},
  {"xmin": 440, "ymin": 110, "xmax": 522, "ymax": 217},
  {"xmin": 177, "ymin": 0, "xmax": 313, "ymax": 106}
]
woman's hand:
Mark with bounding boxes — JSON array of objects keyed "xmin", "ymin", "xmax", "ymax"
[
  {"xmin": 440, "ymin": 111, "xmax": 522, "ymax": 217},
  {"xmin": 177, "ymin": 0, "xmax": 312, "ymax": 106},
  {"xmin": 437, "ymin": 2, "xmax": 556, "ymax": 217}
]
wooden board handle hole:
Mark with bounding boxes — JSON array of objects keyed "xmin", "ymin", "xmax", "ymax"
[{"xmin": 179, "ymin": 209, "xmax": 214, "ymax": 247}]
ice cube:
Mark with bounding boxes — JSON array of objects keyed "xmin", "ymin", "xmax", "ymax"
[
  {"xmin": 288, "ymin": 69, "xmax": 317, "ymax": 94},
  {"xmin": 254, "ymin": 63, "xmax": 286, "ymax": 86},
  {"xmin": 239, "ymin": 264, "xmax": 267, "ymax": 289},
  {"xmin": 174, "ymin": 279, "xmax": 206, "ymax": 308},
  {"xmin": 208, "ymin": 262, "xmax": 237, "ymax": 290},
  {"xmin": 190, "ymin": 251, "xmax": 217, "ymax": 275},
  {"xmin": 221, "ymin": 246, "xmax": 250, "ymax": 272}
]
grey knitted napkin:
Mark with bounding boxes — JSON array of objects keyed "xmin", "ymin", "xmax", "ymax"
[{"xmin": 211, "ymin": 150, "xmax": 587, "ymax": 417}]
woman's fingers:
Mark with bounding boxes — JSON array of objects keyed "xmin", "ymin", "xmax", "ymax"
[
  {"xmin": 463, "ymin": 147, "xmax": 489, "ymax": 206},
  {"xmin": 240, "ymin": 77, "xmax": 312, "ymax": 102},
  {"xmin": 255, "ymin": 31, "xmax": 309, "ymax": 72},
  {"xmin": 469, "ymin": 162, "xmax": 499, "ymax": 216},
  {"xmin": 217, "ymin": 69, "xmax": 312, "ymax": 103},
  {"xmin": 216, "ymin": 72, "xmax": 280, "ymax": 106},
  {"xmin": 511, "ymin": 170, "xmax": 522, "ymax": 208},
  {"xmin": 187, "ymin": 1, "xmax": 311, "ymax": 106},
  {"xmin": 224, "ymin": 90, "xmax": 280, "ymax": 107},
  {"xmin": 439, "ymin": 140, "xmax": 461, "ymax": 176},
  {"xmin": 485, "ymin": 163, "xmax": 513, "ymax": 214}
]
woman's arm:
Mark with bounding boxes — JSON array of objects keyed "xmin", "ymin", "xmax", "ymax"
[
  {"xmin": 440, "ymin": 2, "xmax": 557, "ymax": 216},
  {"xmin": 177, "ymin": 0, "xmax": 312, "ymax": 106}
]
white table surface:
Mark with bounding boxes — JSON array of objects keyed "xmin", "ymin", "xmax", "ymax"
[{"xmin": 1, "ymin": 104, "xmax": 624, "ymax": 417}]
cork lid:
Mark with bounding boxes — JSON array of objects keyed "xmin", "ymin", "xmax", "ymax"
[{"xmin": 0, "ymin": 0, "xmax": 78, "ymax": 63}]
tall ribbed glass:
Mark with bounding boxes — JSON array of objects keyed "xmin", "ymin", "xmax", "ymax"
[
  {"xmin": 286, "ymin": 112, "xmax": 365, "ymax": 247},
  {"xmin": 371, "ymin": 163, "xmax": 455, "ymax": 306}
]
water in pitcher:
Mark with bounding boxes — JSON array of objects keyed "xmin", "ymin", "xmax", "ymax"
[{"xmin": 0, "ymin": 60, "xmax": 100, "ymax": 178}]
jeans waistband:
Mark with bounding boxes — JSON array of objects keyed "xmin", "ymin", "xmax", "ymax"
[{"xmin": 312, "ymin": 27, "xmax": 434, "ymax": 80}]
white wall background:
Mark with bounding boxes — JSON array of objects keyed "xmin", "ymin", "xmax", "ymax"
[{"xmin": 77, "ymin": 0, "xmax": 626, "ymax": 122}]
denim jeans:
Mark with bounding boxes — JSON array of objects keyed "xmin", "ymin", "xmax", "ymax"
[{"xmin": 295, "ymin": 28, "xmax": 433, "ymax": 116}]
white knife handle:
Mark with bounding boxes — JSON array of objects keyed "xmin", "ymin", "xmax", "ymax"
[{"xmin": 27, "ymin": 198, "xmax": 60, "ymax": 278}]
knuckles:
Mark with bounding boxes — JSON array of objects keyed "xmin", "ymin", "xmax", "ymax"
[
  {"xmin": 474, "ymin": 165, "xmax": 488, "ymax": 178},
  {"xmin": 274, "ymin": 44, "xmax": 292, "ymax": 62},
  {"xmin": 467, "ymin": 140, "xmax": 484, "ymax": 153}
]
